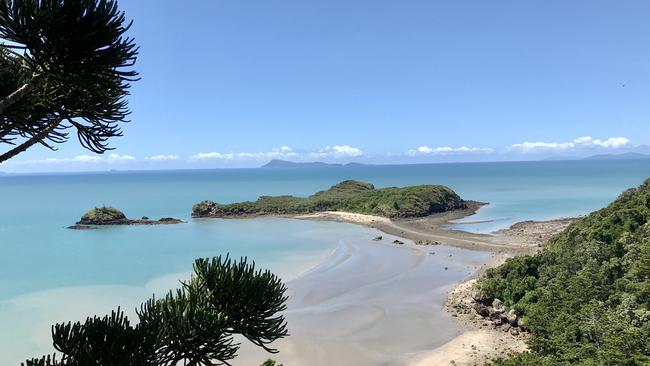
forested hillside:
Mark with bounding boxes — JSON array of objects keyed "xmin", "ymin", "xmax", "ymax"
[{"xmin": 481, "ymin": 180, "xmax": 650, "ymax": 365}]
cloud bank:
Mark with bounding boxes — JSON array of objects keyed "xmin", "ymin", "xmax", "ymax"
[
  {"xmin": 407, "ymin": 146, "xmax": 494, "ymax": 156},
  {"xmin": 2, "ymin": 136, "xmax": 644, "ymax": 173},
  {"xmin": 511, "ymin": 136, "xmax": 631, "ymax": 152},
  {"xmin": 190, "ymin": 145, "xmax": 363, "ymax": 161}
]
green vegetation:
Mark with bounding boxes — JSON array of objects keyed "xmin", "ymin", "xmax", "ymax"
[
  {"xmin": 24, "ymin": 255, "xmax": 288, "ymax": 366},
  {"xmin": 0, "ymin": 0, "xmax": 138, "ymax": 163},
  {"xmin": 480, "ymin": 179, "xmax": 650, "ymax": 365},
  {"xmin": 78, "ymin": 206, "xmax": 127, "ymax": 224},
  {"xmin": 260, "ymin": 360, "xmax": 283, "ymax": 366},
  {"xmin": 193, "ymin": 180, "xmax": 467, "ymax": 219}
]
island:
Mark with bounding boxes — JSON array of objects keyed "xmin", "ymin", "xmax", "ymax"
[
  {"xmin": 260, "ymin": 159, "xmax": 368, "ymax": 169},
  {"xmin": 68, "ymin": 206, "xmax": 184, "ymax": 229},
  {"xmin": 192, "ymin": 180, "xmax": 471, "ymax": 219},
  {"xmin": 582, "ymin": 152, "xmax": 650, "ymax": 161}
]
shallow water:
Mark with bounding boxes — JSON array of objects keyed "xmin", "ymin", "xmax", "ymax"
[
  {"xmin": 1, "ymin": 160, "xmax": 649, "ymax": 364},
  {"xmin": 235, "ymin": 237, "xmax": 491, "ymax": 366}
]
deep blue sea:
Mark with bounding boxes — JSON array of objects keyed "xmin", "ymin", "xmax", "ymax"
[{"xmin": 1, "ymin": 160, "xmax": 649, "ymax": 363}]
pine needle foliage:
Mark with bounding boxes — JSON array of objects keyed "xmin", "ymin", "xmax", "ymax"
[
  {"xmin": 22, "ymin": 255, "xmax": 289, "ymax": 366},
  {"xmin": 0, "ymin": 0, "xmax": 138, "ymax": 162}
]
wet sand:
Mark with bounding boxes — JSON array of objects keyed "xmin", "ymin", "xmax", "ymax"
[
  {"xmin": 235, "ymin": 235, "xmax": 493, "ymax": 366},
  {"xmin": 270, "ymin": 209, "xmax": 577, "ymax": 366},
  {"xmin": 297, "ymin": 206, "xmax": 576, "ymax": 255}
]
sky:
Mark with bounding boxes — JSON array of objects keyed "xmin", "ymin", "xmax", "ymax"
[{"xmin": 2, "ymin": 0, "xmax": 650, "ymax": 172}]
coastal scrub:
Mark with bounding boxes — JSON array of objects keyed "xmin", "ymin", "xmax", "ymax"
[
  {"xmin": 480, "ymin": 179, "xmax": 650, "ymax": 365},
  {"xmin": 192, "ymin": 180, "xmax": 467, "ymax": 219}
]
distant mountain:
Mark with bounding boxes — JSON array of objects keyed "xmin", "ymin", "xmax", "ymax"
[
  {"xmin": 261, "ymin": 159, "xmax": 367, "ymax": 169},
  {"xmin": 583, "ymin": 152, "xmax": 650, "ymax": 161}
]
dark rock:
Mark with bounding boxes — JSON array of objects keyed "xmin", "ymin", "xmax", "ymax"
[
  {"xmin": 473, "ymin": 304, "xmax": 490, "ymax": 317},
  {"xmin": 141, "ymin": 216, "xmax": 149, "ymax": 220},
  {"xmin": 373, "ymin": 236, "xmax": 383, "ymax": 241},
  {"xmin": 517, "ymin": 318, "xmax": 526, "ymax": 329},
  {"xmin": 470, "ymin": 288, "xmax": 489, "ymax": 304}
]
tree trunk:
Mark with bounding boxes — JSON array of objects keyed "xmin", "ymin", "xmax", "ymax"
[{"xmin": 0, "ymin": 118, "xmax": 61, "ymax": 163}]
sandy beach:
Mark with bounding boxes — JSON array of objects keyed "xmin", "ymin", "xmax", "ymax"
[
  {"xmin": 297, "ymin": 205, "xmax": 575, "ymax": 254},
  {"xmin": 236, "ymin": 209, "xmax": 575, "ymax": 365}
]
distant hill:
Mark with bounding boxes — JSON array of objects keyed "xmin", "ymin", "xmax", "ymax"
[
  {"xmin": 261, "ymin": 159, "xmax": 367, "ymax": 169},
  {"xmin": 583, "ymin": 152, "xmax": 650, "ymax": 161}
]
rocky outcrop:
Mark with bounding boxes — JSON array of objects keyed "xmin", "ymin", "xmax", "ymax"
[
  {"xmin": 69, "ymin": 206, "xmax": 184, "ymax": 229},
  {"xmin": 77, "ymin": 206, "xmax": 129, "ymax": 225},
  {"xmin": 449, "ymin": 286, "xmax": 528, "ymax": 337},
  {"xmin": 192, "ymin": 200, "xmax": 225, "ymax": 217},
  {"xmin": 415, "ymin": 239, "xmax": 441, "ymax": 246}
]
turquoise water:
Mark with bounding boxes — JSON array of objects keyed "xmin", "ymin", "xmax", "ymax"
[{"xmin": 1, "ymin": 160, "xmax": 650, "ymax": 363}]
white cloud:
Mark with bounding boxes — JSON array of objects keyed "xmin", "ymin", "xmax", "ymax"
[
  {"xmin": 512, "ymin": 136, "xmax": 631, "ymax": 152},
  {"xmin": 147, "ymin": 154, "xmax": 180, "ymax": 161},
  {"xmin": 107, "ymin": 154, "xmax": 136, "ymax": 162},
  {"xmin": 190, "ymin": 145, "xmax": 362, "ymax": 161},
  {"xmin": 407, "ymin": 145, "xmax": 493, "ymax": 156},
  {"xmin": 189, "ymin": 146, "xmax": 299, "ymax": 161},
  {"xmin": 190, "ymin": 152, "xmax": 229, "ymax": 160},
  {"xmin": 309, "ymin": 145, "xmax": 364, "ymax": 158},
  {"xmin": 9, "ymin": 153, "xmax": 137, "ymax": 165},
  {"xmin": 20, "ymin": 155, "xmax": 103, "ymax": 164},
  {"xmin": 71, "ymin": 155, "xmax": 103, "ymax": 163}
]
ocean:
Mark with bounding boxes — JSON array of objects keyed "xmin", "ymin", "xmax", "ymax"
[{"xmin": 1, "ymin": 160, "xmax": 649, "ymax": 364}]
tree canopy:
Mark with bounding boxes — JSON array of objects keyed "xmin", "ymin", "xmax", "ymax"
[
  {"xmin": 23, "ymin": 255, "xmax": 289, "ymax": 366},
  {"xmin": 481, "ymin": 179, "xmax": 650, "ymax": 365},
  {"xmin": 193, "ymin": 180, "xmax": 468, "ymax": 219},
  {"xmin": 0, "ymin": 0, "xmax": 138, "ymax": 163}
]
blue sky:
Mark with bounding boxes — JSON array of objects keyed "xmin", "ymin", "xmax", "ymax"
[{"xmin": 2, "ymin": 0, "xmax": 650, "ymax": 172}]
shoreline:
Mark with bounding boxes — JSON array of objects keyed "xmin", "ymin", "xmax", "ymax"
[
  {"xmin": 295, "ymin": 205, "xmax": 576, "ymax": 255},
  {"xmin": 291, "ymin": 208, "xmax": 577, "ymax": 365}
]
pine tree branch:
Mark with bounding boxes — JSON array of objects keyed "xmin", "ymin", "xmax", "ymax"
[
  {"xmin": 0, "ymin": 117, "xmax": 61, "ymax": 163},
  {"xmin": 0, "ymin": 73, "xmax": 41, "ymax": 115},
  {"xmin": 0, "ymin": 82, "xmax": 32, "ymax": 115}
]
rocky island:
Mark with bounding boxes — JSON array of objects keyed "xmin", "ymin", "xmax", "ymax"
[
  {"xmin": 69, "ymin": 206, "xmax": 184, "ymax": 229},
  {"xmin": 192, "ymin": 180, "xmax": 471, "ymax": 218}
]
